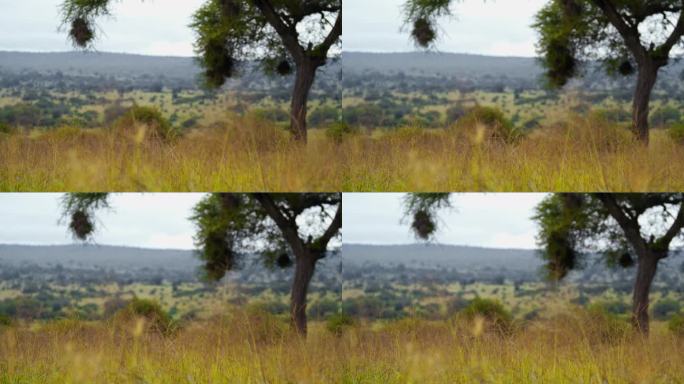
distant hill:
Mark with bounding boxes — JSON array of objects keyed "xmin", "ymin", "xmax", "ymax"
[
  {"xmin": 343, "ymin": 51, "xmax": 543, "ymax": 79},
  {"xmin": 342, "ymin": 51, "xmax": 684, "ymax": 85},
  {"xmin": 0, "ymin": 51, "xmax": 340, "ymax": 81},
  {"xmin": 343, "ymin": 243, "xmax": 541, "ymax": 272},
  {"xmin": 0, "ymin": 244, "xmax": 199, "ymax": 271},
  {"xmin": 0, "ymin": 51, "xmax": 200, "ymax": 79}
]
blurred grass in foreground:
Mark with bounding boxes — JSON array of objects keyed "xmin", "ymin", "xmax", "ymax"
[
  {"xmin": 1, "ymin": 114, "xmax": 684, "ymax": 191},
  {"xmin": 1, "ymin": 306, "xmax": 683, "ymax": 383}
]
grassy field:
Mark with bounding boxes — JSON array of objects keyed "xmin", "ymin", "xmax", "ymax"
[
  {"xmin": 2, "ymin": 307, "xmax": 683, "ymax": 383},
  {"xmin": 2, "ymin": 113, "xmax": 684, "ymax": 191},
  {"xmin": 341, "ymin": 115, "xmax": 684, "ymax": 192},
  {"xmin": 0, "ymin": 117, "xmax": 344, "ymax": 192}
]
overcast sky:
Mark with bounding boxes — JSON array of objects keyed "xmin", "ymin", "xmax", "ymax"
[
  {"xmin": 343, "ymin": 193, "xmax": 547, "ymax": 249},
  {"xmin": 0, "ymin": 0, "xmax": 204, "ymax": 56},
  {"xmin": 0, "ymin": 193, "xmax": 203, "ymax": 249},
  {"xmin": 344, "ymin": 0, "xmax": 547, "ymax": 56}
]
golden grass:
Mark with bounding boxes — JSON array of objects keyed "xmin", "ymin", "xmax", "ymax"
[
  {"xmin": 342, "ymin": 116, "xmax": 684, "ymax": 192},
  {"xmin": 0, "ymin": 117, "xmax": 344, "ymax": 192},
  {"xmin": 2, "ymin": 308, "xmax": 683, "ymax": 383},
  {"xmin": 1, "ymin": 114, "xmax": 684, "ymax": 191}
]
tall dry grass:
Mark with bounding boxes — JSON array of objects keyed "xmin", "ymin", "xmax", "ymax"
[
  {"xmin": 342, "ymin": 115, "xmax": 684, "ymax": 191},
  {"xmin": 0, "ymin": 117, "xmax": 344, "ymax": 192},
  {"xmin": 1, "ymin": 307, "xmax": 683, "ymax": 383},
  {"xmin": 1, "ymin": 114, "xmax": 684, "ymax": 191}
]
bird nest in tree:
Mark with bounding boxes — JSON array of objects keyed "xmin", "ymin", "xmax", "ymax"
[
  {"xmin": 70, "ymin": 210, "xmax": 93, "ymax": 240},
  {"xmin": 276, "ymin": 60, "xmax": 293, "ymax": 76},
  {"xmin": 70, "ymin": 18, "xmax": 94, "ymax": 47},
  {"xmin": 276, "ymin": 253, "xmax": 293, "ymax": 268},
  {"xmin": 412, "ymin": 210, "xmax": 435, "ymax": 240},
  {"xmin": 412, "ymin": 18, "xmax": 436, "ymax": 48}
]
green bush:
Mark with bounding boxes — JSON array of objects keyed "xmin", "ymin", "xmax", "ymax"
[
  {"xmin": 456, "ymin": 106, "xmax": 521, "ymax": 143},
  {"xmin": 0, "ymin": 314, "xmax": 11, "ymax": 326},
  {"xmin": 586, "ymin": 304, "xmax": 630, "ymax": 344},
  {"xmin": 0, "ymin": 122, "xmax": 14, "ymax": 135},
  {"xmin": 325, "ymin": 121, "xmax": 358, "ymax": 143},
  {"xmin": 460, "ymin": 297, "xmax": 513, "ymax": 334},
  {"xmin": 326, "ymin": 313, "xmax": 354, "ymax": 336},
  {"xmin": 113, "ymin": 105, "xmax": 176, "ymax": 141},
  {"xmin": 668, "ymin": 122, "xmax": 684, "ymax": 144},
  {"xmin": 652, "ymin": 299, "xmax": 681, "ymax": 320},
  {"xmin": 669, "ymin": 314, "xmax": 684, "ymax": 336},
  {"xmin": 113, "ymin": 297, "xmax": 174, "ymax": 335}
]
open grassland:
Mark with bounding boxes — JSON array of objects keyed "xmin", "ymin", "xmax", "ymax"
[
  {"xmin": 342, "ymin": 116, "xmax": 684, "ymax": 192},
  {"xmin": 2, "ymin": 114, "xmax": 684, "ymax": 191},
  {"xmin": 1, "ymin": 307, "xmax": 683, "ymax": 383},
  {"xmin": 0, "ymin": 117, "xmax": 344, "ymax": 192}
]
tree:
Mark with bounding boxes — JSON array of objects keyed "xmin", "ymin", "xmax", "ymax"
[
  {"xmin": 534, "ymin": 1, "xmax": 684, "ymax": 144},
  {"xmin": 404, "ymin": 0, "xmax": 684, "ymax": 143},
  {"xmin": 534, "ymin": 193, "xmax": 684, "ymax": 334},
  {"xmin": 60, "ymin": 0, "xmax": 341, "ymax": 142},
  {"xmin": 60, "ymin": 193, "xmax": 342, "ymax": 335}
]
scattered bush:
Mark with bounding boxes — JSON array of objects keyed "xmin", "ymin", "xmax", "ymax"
[
  {"xmin": 325, "ymin": 121, "xmax": 358, "ymax": 144},
  {"xmin": 453, "ymin": 106, "xmax": 521, "ymax": 144},
  {"xmin": 112, "ymin": 297, "xmax": 174, "ymax": 336},
  {"xmin": 586, "ymin": 304, "xmax": 630, "ymax": 344},
  {"xmin": 668, "ymin": 122, "xmax": 684, "ymax": 144},
  {"xmin": 459, "ymin": 297, "xmax": 513, "ymax": 335},
  {"xmin": 112, "ymin": 105, "xmax": 177, "ymax": 141},
  {"xmin": 668, "ymin": 314, "xmax": 684, "ymax": 336},
  {"xmin": 0, "ymin": 314, "xmax": 11, "ymax": 327},
  {"xmin": 0, "ymin": 122, "xmax": 14, "ymax": 135},
  {"xmin": 653, "ymin": 299, "xmax": 681, "ymax": 320},
  {"xmin": 326, "ymin": 313, "xmax": 354, "ymax": 336}
]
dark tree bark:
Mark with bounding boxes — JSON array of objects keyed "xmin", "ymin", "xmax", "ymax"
[
  {"xmin": 631, "ymin": 251, "xmax": 660, "ymax": 334},
  {"xmin": 290, "ymin": 250, "xmax": 317, "ymax": 335},
  {"xmin": 290, "ymin": 58, "xmax": 318, "ymax": 142},
  {"xmin": 632, "ymin": 62, "xmax": 658, "ymax": 144}
]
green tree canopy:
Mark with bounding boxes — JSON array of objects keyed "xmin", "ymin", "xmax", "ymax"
[{"xmin": 60, "ymin": 0, "xmax": 341, "ymax": 141}]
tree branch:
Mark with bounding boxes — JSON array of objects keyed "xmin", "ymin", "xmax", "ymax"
[
  {"xmin": 596, "ymin": 193, "xmax": 649, "ymax": 256},
  {"xmin": 252, "ymin": 193, "xmax": 307, "ymax": 257},
  {"xmin": 252, "ymin": 0, "xmax": 305, "ymax": 61},
  {"xmin": 591, "ymin": 0, "xmax": 647, "ymax": 61},
  {"xmin": 310, "ymin": 203, "xmax": 342, "ymax": 259}
]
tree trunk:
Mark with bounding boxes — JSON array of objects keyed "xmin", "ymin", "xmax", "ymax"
[
  {"xmin": 632, "ymin": 252, "xmax": 659, "ymax": 334},
  {"xmin": 290, "ymin": 59, "xmax": 317, "ymax": 143},
  {"xmin": 632, "ymin": 62, "xmax": 658, "ymax": 144},
  {"xmin": 290, "ymin": 251, "xmax": 317, "ymax": 335}
]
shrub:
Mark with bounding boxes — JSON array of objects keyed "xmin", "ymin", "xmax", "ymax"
[
  {"xmin": 586, "ymin": 304, "xmax": 630, "ymax": 344},
  {"xmin": 454, "ymin": 106, "xmax": 521, "ymax": 144},
  {"xmin": 325, "ymin": 121, "xmax": 358, "ymax": 144},
  {"xmin": 652, "ymin": 299, "xmax": 681, "ymax": 320},
  {"xmin": 669, "ymin": 314, "xmax": 684, "ymax": 336},
  {"xmin": 112, "ymin": 105, "xmax": 176, "ymax": 141},
  {"xmin": 112, "ymin": 297, "xmax": 174, "ymax": 336},
  {"xmin": 459, "ymin": 297, "xmax": 513, "ymax": 334},
  {"xmin": 326, "ymin": 313, "xmax": 354, "ymax": 336},
  {"xmin": 0, "ymin": 314, "xmax": 11, "ymax": 326},
  {"xmin": 0, "ymin": 122, "xmax": 14, "ymax": 135},
  {"xmin": 241, "ymin": 305, "xmax": 288, "ymax": 343},
  {"xmin": 669, "ymin": 122, "xmax": 684, "ymax": 144}
]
